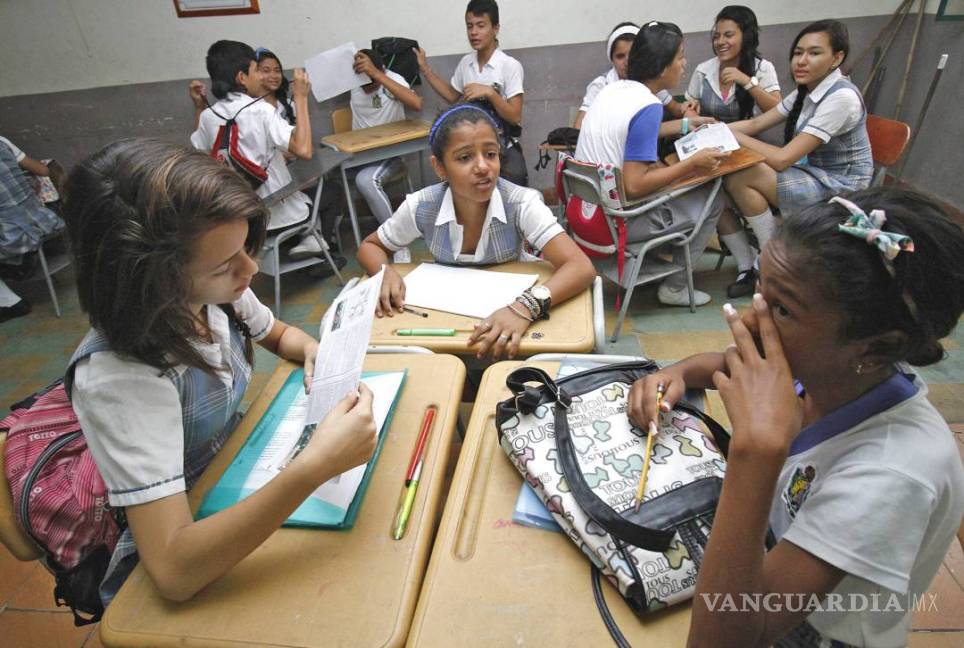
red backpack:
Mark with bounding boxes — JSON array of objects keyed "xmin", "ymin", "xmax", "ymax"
[
  {"xmin": 1, "ymin": 380, "xmax": 122, "ymax": 626},
  {"xmin": 205, "ymin": 94, "xmax": 269, "ymax": 190}
]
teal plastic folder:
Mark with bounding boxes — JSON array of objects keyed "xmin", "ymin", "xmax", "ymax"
[{"xmin": 198, "ymin": 368, "xmax": 406, "ymax": 529}]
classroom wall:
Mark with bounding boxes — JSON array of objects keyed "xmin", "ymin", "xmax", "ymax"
[
  {"xmin": 0, "ymin": 0, "xmax": 917, "ymax": 97},
  {"xmin": 0, "ymin": 5, "xmax": 961, "ymax": 207}
]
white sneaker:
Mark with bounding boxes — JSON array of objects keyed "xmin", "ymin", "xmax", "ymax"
[
  {"xmin": 289, "ymin": 235, "xmax": 324, "ymax": 260},
  {"xmin": 657, "ymin": 283, "xmax": 711, "ymax": 307}
]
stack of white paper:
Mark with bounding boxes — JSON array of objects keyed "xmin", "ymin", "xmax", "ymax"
[
  {"xmin": 402, "ymin": 263, "xmax": 539, "ymax": 319},
  {"xmin": 304, "ymin": 42, "xmax": 371, "ymax": 103}
]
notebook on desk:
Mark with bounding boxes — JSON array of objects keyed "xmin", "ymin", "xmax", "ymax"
[{"xmin": 199, "ymin": 368, "xmax": 406, "ymax": 529}]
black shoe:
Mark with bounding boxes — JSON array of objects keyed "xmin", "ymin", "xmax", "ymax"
[
  {"xmin": 726, "ymin": 268, "xmax": 757, "ymax": 298},
  {"xmin": 0, "ymin": 298, "xmax": 32, "ymax": 324},
  {"xmin": 306, "ymin": 254, "xmax": 347, "ymax": 279},
  {"xmin": 0, "ymin": 252, "xmax": 39, "ymax": 280}
]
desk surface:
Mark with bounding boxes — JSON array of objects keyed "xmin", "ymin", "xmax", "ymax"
[
  {"xmin": 100, "ymin": 354, "xmax": 466, "ymax": 648},
  {"xmin": 368, "ymin": 262, "xmax": 595, "ymax": 355},
  {"xmin": 665, "ymin": 146, "xmax": 764, "ymax": 193},
  {"xmin": 408, "ymin": 361, "xmax": 692, "ymax": 647},
  {"xmin": 260, "ymin": 150, "xmax": 350, "ymax": 208},
  {"xmin": 322, "ymin": 119, "xmax": 431, "ymax": 154}
]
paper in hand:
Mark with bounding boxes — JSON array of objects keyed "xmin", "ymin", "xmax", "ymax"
[
  {"xmin": 304, "ymin": 42, "xmax": 371, "ymax": 103},
  {"xmin": 305, "ymin": 268, "xmax": 384, "ymax": 424},
  {"xmin": 674, "ymin": 122, "xmax": 740, "ymax": 161}
]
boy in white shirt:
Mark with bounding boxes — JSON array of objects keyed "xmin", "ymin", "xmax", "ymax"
[{"xmin": 414, "ymin": 0, "xmax": 528, "ymax": 186}]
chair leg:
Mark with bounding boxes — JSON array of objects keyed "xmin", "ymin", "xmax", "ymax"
[
  {"xmin": 313, "ymin": 231, "xmax": 346, "ymax": 286},
  {"xmin": 37, "ymin": 246, "xmax": 61, "ymax": 317},
  {"xmin": 274, "ymin": 244, "xmax": 282, "ymax": 316},
  {"xmin": 682, "ymin": 244, "xmax": 695, "ymax": 313},
  {"xmin": 610, "ymin": 252, "xmax": 647, "ymax": 343}
]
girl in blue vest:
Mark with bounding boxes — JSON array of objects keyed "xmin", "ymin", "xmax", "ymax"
[
  {"xmin": 680, "ymin": 5, "xmax": 783, "ymax": 299},
  {"xmin": 356, "ymin": 104, "xmax": 596, "ymax": 360},
  {"xmin": 723, "ymin": 20, "xmax": 873, "ymax": 295},
  {"xmin": 629, "ymin": 187, "xmax": 964, "ymax": 647},
  {"xmin": 62, "ymin": 139, "xmax": 377, "ymax": 605}
]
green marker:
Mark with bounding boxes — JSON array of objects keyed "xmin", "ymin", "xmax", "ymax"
[
  {"xmin": 392, "ymin": 463, "xmax": 422, "ymax": 540},
  {"xmin": 394, "ymin": 328, "xmax": 474, "ymax": 336}
]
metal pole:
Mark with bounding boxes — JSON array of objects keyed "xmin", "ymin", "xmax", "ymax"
[
  {"xmin": 894, "ymin": 0, "xmax": 927, "ymax": 121},
  {"xmin": 861, "ymin": 1, "xmax": 913, "ymax": 96},
  {"xmin": 847, "ymin": 0, "xmax": 912, "ymax": 77},
  {"xmin": 897, "ymin": 54, "xmax": 949, "ymax": 181}
]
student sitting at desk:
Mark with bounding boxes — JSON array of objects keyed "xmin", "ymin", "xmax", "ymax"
[
  {"xmin": 347, "ymin": 49, "xmax": 423, "ymax": 226},
  {"xmin": 573, "ymin": 23, "xmax": 679, "ymax": 130},
  {"xmin": 63, "ymin": 139, "xmax": 377, "ymax": 605},
  {"xmin": 356, "ymin": 105, "xmax": 595, "ymax": 360},
  {"xmin": 574, "ymin": 21, "xmax": 727, "ymax": 307},
  {"xmin": 628, "ymin": 188, "xmax": 964, "ymax": 647},
  {"xmin": 414, "ymin": 0, "xmax": 528, "ymax": 186}
]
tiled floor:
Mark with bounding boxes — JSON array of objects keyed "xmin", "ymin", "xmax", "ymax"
[{"xmin": 1, "ymin": 237, "xmax": 962, "ymax": 647}]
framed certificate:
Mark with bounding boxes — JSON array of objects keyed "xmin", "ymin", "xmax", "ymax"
[{"xmin": 173, "ymin": 0, "xmax": 260, "ymax": 18}]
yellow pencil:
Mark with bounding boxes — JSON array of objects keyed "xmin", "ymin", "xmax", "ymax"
[{"xmin": 633, "ymin": 383, "xmax": 665, "ymax": 513}]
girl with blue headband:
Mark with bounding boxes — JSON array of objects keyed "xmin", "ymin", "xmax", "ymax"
[
  {"xmin": 356, "ymin": 104, "xmax": 595, "ymax": 360},
  {"xmin": 627, "ymin": 187, "xmax": 964, "ymax": 647}
]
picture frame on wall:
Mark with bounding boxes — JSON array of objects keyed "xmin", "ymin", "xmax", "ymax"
[
  {"xmin": 936, "ymin": 0, "xmax": 964, "ymax": 20},
  {"xmin": 174, "ymin": 0, "xmax": 260, "ymax": 18}
]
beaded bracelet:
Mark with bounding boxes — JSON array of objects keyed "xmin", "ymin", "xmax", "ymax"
[{"xmin": 517, "ymin": 292, "xmax": 541, "ymax": 319}]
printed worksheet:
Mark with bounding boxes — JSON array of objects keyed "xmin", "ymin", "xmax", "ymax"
[
  {"xmin": 674, "ymin": 122, "xmax": 740, "ymax": 160},
  {"xmin": 305, "ymin": 42, "xmax": 370, "ymax": 103}
]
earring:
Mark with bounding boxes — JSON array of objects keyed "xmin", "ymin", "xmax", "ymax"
[{"xmin": 854, "ymin": 362, "xmax": 864, "ymax": 375}]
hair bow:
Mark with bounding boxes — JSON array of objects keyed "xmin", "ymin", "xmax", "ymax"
[{"xmin": 832, "ymin": 196, "xmax": 914, "ymax": 262}]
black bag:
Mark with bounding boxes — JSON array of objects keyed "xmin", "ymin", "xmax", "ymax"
[
  {"xmin": 371, "ymin": 37, "xmax": 421, "ymax": 87},
  {"xmin": 535, "ymin": 127, "xmax": 580, "ymax": 171}
]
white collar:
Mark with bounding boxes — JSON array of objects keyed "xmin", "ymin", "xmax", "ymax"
[
  {"xmin": 605, "ymin": 67, "xmax": 620, "ymax": 84},
  {"xmin": 474, "ymin": 47, "xmax": 507, "ymax": 71},
  {"xmin": 436, "ymin": 185, "xmax": 506, "ymax": 225},
  {"xmin": 807, "ymin": 68, "xmax": 844, "ymax": 103}
]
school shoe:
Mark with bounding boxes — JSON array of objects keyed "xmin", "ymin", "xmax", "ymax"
[
  {"xmin": 306, "ymin": 254, "xmax": 348, "ymax": 280},
  {"xmin": 726, "ymin": 268, "xmax": 757, "ymax": 299},
  {"xmin": 657, "ymin": 283, "xmax": 711, "ymax": 307},
  {"xmin": 289, "ymin": 235, "xmax": 327, "ymax": 260},
  {"xmin": 0, "ymin": 298, "xmax": 32, "ymax": 324}
]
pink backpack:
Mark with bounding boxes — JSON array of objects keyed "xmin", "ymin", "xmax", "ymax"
[{"xmin": 1, "ymin": 380, "xmax": 122, "ymax": 625}]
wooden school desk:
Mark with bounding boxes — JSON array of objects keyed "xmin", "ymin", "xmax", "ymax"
[
  {"xmin": 407, "ymin": 360, "xmax": 693, "ymax": 647},
  {"xmin": 99, "ymin": 353, "xmax": 466, "ymax": 648},
  {"xmin": 367, "ymin": 261, "xmax": 597, "ymax": 356},
  {"xmin": 321, "ymin": 119, "xmax": 432, "ymax": 248}
]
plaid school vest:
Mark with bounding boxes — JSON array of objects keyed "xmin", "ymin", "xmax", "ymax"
[
  {"xmin": 65, "ymin": 317, "xmax": 251, "ymax": 604},
  {"xmin": 413, "ymin": 178, "xmax": 527, "ymax": 265},
  {"xmin": 796, "ymin": 78, "xmax": 874, "ymax": 178},
  {"xmin": 695, "ymin": 75, "xmax": 743, "ymax": 123}
]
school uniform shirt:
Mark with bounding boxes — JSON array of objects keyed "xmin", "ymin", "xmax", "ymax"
[
  {"xmin": 579, "ymin": 68, "xmax": 673, "ymax": 113},
  {"xmin": 450, "ymin": 48, "xmax": 524, "ymax": 101},
  {"xmin": 72, "ymin": 289, "xmax": 274, "ymax": 508},
  {"xmin": 777, "ymin": 68, "xmax": 862, "ymax": 144},
  {"xmin": 351, "ymin": 69, "xmax": 409, "ymax": 129},
  {"xmin": 191, "ymin": 92, "xmax": 303, "ymax": 229},
  {"xmin": 263, "ymin": 100, "xmax": 311, "ymax": 230},
  {"xmin": 375, "ymin": 182, "xmax": 563, "ymax": 263},
  {"xmin": 770, "ymin": 370, "xmax": 964, "ymax": 647},
  {"xmin": 684, "ymin": 57, "xmax": 780, "ymax": 122},
  {"xmin": 575, "ymin": 80, "xmax": 663, "ymax": 166}
]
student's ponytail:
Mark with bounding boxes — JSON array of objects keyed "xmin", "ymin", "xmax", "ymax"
[{"xmin": 783, "ymin": 86, "xmax": 808, "ymax": 144}]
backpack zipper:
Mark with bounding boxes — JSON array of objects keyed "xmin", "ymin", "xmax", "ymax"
[{"xmin": 19, "ymin": 430, "xmax": 83, "ymax": 541}]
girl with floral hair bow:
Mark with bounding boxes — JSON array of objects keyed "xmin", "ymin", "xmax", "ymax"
[{"xmin": 628, "ymin": 186, "xmax": 964, "ymax": 647}]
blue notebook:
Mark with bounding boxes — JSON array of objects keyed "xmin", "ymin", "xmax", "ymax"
[{"xmin": 198, "ymin": 368, "xmax": 406, "ymax": 529}]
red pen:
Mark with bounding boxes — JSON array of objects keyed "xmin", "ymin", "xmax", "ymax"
[{"xmin": 405, "ymin": 406, "xmax": 437, "ymax": 484}]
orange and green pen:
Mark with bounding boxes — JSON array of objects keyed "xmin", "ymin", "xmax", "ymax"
[
  {"xmin": 633, "ymin": 383, "xmax": 665, "ymax": 513},
  {"xmin": 392, "ymin": 406, "xmax": 437, "ymax": 540}
]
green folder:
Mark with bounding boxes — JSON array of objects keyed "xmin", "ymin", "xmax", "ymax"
[{"xmin": 198, "ymin": 368, "xmax": 406, "ymax": 529}]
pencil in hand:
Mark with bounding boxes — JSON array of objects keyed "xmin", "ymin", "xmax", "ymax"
[{"xmin": 633, "ymin": 383, "xmax": 665, "ymax": 513}]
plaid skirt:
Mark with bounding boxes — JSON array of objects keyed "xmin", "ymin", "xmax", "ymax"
[
  {"xmin": 0, "ymin": 199, "xmax": 64, "ymax": 262},
  {"xmin": 777, "ymin": 164, "xmax": 872, "ymax": 216}
]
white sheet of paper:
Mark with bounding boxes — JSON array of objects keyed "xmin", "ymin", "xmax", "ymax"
[
  {"xmin": 402, "ymin": 263, "xmax": 538, "ymax": 319},
  {"xmin": 304, "ymin": 42, "xmax": 370, "ymax": 103},
  {"xmin": 241, "ymin": 371, "xmax": 405, "ymax": 510},
  {"xmin": 674, "ymin": 122, "xmax": 740, "ymax": 160},
  {"xmin": 306, "ymin": 268, "xmax": 384, "ymax": 423}
]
